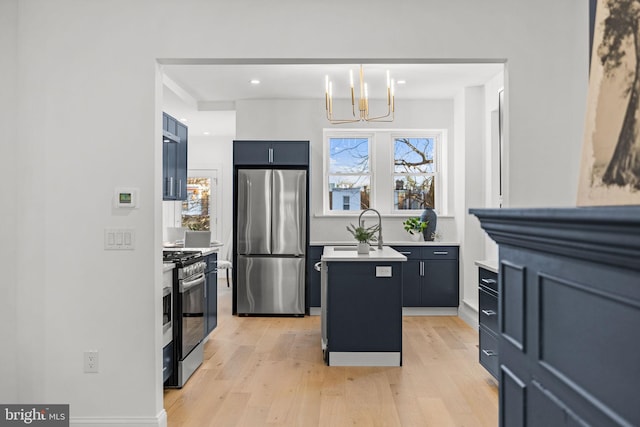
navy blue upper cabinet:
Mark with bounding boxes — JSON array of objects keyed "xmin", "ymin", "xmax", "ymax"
[
  {"xmin": 162, "ymin": 112, "xmax": 188, "ymax": 200},
  {"xmin": 233, "ymin": 140, "xmax": 309, "ymax": 166}
]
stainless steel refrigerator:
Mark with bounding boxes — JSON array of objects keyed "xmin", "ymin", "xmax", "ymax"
[{"xmin": 236, "ymin": 169, "xmax": 306, "ymax": 315}]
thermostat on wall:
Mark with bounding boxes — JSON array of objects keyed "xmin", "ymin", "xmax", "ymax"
[{"xmin": 114, "ymin": 187, "xmax": 139, "ymax": 208}]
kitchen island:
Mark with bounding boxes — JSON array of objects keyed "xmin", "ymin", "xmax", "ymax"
[{"xmin": 320, "ymin": 245, "xmax": 407, "ymax": 366}]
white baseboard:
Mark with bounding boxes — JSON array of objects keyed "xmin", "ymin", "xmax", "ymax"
[
  {"xmin": 71, "ymin": 411, "xmax": 166, "ymax": 427},
  {"xmin": 458, "ymin": 300, "xmax": 478, "ymax": 330},
  {"xmin": 311, "ymin": 307, "xmax": 459, "ymax": 317},
  {"xmin": 329, "ymin": 352, "xmax": 401, "ymax": 366}
]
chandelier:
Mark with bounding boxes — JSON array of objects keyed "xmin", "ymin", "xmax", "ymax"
[{"xmin": 325, "ymin": 65, "xmax": 395, "ymax": 124}]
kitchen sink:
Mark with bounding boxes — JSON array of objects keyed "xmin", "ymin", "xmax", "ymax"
[{"xmin": 332, "ymin": 246, "xmax": 377, "ymax": 251}]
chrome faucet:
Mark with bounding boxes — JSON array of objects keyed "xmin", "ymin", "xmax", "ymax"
[{"xmin": 359, "ymin": 208, "xmax": 383, "ymax": 249}]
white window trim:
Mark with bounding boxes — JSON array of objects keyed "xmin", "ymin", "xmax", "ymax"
[
  {"xmin": 322, "ymin": 128, "xmax": 447, "ymax": 216},
  {"xmin": 323, "ymin": 129, "xmax": 375, "ymax": 215},
  {"xmin": 389, "ymin": 131, "xmax": 443, "ymax": 215}
]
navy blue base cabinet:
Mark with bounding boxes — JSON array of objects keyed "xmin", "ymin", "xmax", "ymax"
[
  {"xmin": 307, "ymin": 246, "xmax": 323, "ymax": 309},
  {"xmin": 472, "ymin": 207, "xmax": 640, "ymax": 427},
  {"xmin": 478, "ymin": 267, "xmax": 499, "ymax": 379},
  {"xmin": 392, "ymin": 245, "xmax": 459, "ymax": 307},
  {"xmin": 204, "ymin": 253, "xmax": 218, "ymax": 336}
]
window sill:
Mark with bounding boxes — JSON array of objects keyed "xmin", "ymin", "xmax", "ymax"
[{"xmin": 313, "ymin": 212, "xmax": 453, "ymax": 219}]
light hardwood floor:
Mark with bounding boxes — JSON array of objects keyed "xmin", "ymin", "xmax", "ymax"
[{"xmin": 164, "ymin": 281, "xmax": 498, "ymax": 427}]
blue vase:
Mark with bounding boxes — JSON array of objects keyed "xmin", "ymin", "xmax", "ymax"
[{"xmin": 420, "ymin": 208, "xmax": 437, "ymax": 241}]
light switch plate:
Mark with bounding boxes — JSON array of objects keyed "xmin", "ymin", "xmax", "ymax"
[
  {"xmin": 104, "ymin": 228, "xmax": 135, "ymax": 250},
  {"xmin": 376, "ymin": 266, "xmax": 392, "ymax": 277}
]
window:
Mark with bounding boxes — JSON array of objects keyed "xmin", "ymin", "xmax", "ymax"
[
  {"xmin": 393, "ymin": 136, "xmax": 436, "ymax": 211},
  {"xmin": 180, "ymin": 170, "xmax": 220, "ymax": 242},
  {"xmin": 323, "ymin": 130, "xmax": 444, "ymax": 214},
  {"xmin": 182, "ymin": 177, "xmax": 211, "ymax": 230},
  {"xmin": 342, "ymin": 195, "xmax": 350, "ymax": 210},
  {"xmin": 326, "ymin": 136, "xmax": 371, "ymax": 211}
]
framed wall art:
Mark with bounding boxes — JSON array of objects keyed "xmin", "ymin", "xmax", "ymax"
[{"xmin": 577, "ymin": 0, "xmax": 640, "ymax": 206}]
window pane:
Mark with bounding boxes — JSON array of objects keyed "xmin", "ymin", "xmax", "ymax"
[
  {"xmin": 329, "ymin": 137, "xmax": 369, "ymax": 174},
  {"xmin": 328, "ymin": 175, "xmax": 370, "ymax": 210},
  {"xmin": 181, "ymin": 177, "xmax": 210, "ymax": 230},
  {"xmin": 393, "ymin": 175, "xmax": 434, "ymax": 210},
  {"xmin": 394, "ymin": 137, "xmax": 435, "ymax": 173}
]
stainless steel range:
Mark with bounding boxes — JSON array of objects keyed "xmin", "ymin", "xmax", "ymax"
[{"xmin": 163, "ymin": 250, "xmax": 207, "ymax": 388}]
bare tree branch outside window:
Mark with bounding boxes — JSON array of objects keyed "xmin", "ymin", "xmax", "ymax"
[{"xmin": 394, "ymin": 137, "xmax": 436, "ymax": 210}]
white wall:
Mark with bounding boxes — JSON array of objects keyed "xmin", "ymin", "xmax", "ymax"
[
  {"xmin": 482, "ymin": 72, "xmax": 505, "ymax": 259},
  {"xmin": 458, "ymin": 86, "xmax": 488, "ymax": 323},
  {"xmin": 236, "ymin": 98, "xmax": 459, "ymax": 243},
  {"xmin": 0, "ymin": 0, "xmax": 19, "ymax": 403},
  {"xmin": 4, "ymin": 1, "xmax": 588, "ymax": 425},
  {"xmin": 188, "ymin": 134, "xmax": 234, "ymax": 246}
]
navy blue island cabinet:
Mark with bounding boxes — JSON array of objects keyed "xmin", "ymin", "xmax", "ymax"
[
  {"xmin": 321, "ymin": 246, "xmax": 406, "ymax": 367},
  {"xmin": 471, "ymin": 206, "xmax": 640, "ymax": 427}
]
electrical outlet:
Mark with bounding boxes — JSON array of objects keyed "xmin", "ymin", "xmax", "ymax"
[{"xmin": 84, "ymin": 351, "xmax": 99, "ymax": 373}]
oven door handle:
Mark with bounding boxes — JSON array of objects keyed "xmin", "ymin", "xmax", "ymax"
[{"xmin": 181, "ymin": 273, "xmax": 205, "ymax": 292}]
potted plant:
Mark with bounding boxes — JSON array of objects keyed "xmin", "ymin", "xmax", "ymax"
[
  {"xmin": 403, "ymin": 217, "xmax": 428, "ymax": 241},
  {"xmin": 346, "ymin": 223, "xmax": 379, "ymax": 254}
]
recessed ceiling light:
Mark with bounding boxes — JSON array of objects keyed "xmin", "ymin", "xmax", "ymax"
[
  {"xmin": 250, "ymin": 79, "xmax": 260, "ymax": 85},
  {"xmin": 203, "ymin": 131, "xmax": 210, "ymax": 135},
  {"xmin": 180, "ymin": 118, "xmax": 188, "ymax": 122},
  {"xmin": 397, "ymin": 80, "xmax": 407, "ymax": 85}
]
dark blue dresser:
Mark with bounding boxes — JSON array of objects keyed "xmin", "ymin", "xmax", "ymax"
[{"xmin": 472, "ymin": 206, "xmax": 640, "ymax": 427}]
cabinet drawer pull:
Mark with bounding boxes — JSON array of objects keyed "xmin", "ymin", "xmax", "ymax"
[
  {"xmin": 482, "ymin": 349, "xmax": 497, "ymax": 357},
  {"xmin": 314, "ymin": 261, "xmax": 322, "ymax": 272},
  {"xmin": 481, "ymin": 278, "xmax": 497, "ymax": 284},
  {"xmin": 482, "ymin": 309, "xmax": 497, "ymax": 316},
  {"xmin": 399, "ymin": 251, "xmax": 412, "ymax": 255},
  {"xmin": 433, "ymin": 251, "xmax": 448, "ymax": 255}
]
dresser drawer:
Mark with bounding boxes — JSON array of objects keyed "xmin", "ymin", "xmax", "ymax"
[
  {"xmin": 479, "ymin": 287, "xmax": 498, "ymax": 333},
  {"xmin": 422, "ymin": 246, "xmax": 458, "ymax": 260},
  {"xmin": 479, "ymin": 324, "xmax": 499, "ymax": 379},
  {"xmin": 479, "ymin": 267, "xmax": 498, "ymax": 292}
]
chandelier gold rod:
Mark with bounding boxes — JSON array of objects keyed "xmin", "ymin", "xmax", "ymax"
[{"xmin": 325, "ymin": 65, "xmax": 395, "ymax": 124}]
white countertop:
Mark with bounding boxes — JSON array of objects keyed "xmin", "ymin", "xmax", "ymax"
[
  {"xmin": 475, "ymin": 259, "xmax": 498, "ymax": 273},
  {"xmin": 311, "ymin": 240, "xmax": 459, "ymax": 247},
  {"xmin": 321, "ymin": 245, "xmax": 408, "ymax": 262},
  {"xmin": 163, "ymin": 246, "xmax": 219, "ymax": 256}
]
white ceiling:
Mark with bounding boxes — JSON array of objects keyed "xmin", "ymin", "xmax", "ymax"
[{"xmin": 161, "ymin": 62, "xmax": 504, "ymax": 137}]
